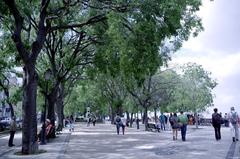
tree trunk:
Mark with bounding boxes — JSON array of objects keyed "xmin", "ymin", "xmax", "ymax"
[
  {"xmin": 126, "ymin": 111, "xmax": 130, "ymax": 126},
  {"xmin": 130, "ymin": 112, "xmax": 133, "ymax": 127},
  {"xmin": 144, "ymin": 107, "xmax": 148, "ymax": 131},
  {"xmin": 47, "ymin": 92, "xmax": 57, "ymax": 138},
  {"xmin": 141, "ymin": 110, "xmax": 144, "ymax": 124},
  {"xmin": 56, "ymin": 85, "xmax": 64, "ymax": 131},
  {"xmin": 154, "ymin": 107, "xmax": 157, "ymax": 123},
  {"xmin": 195, "ymin": 113, "xmax": 199, "ymax": 128},
  {"xmin": 110, "ymin": 105, "xmax": 114, "ymax": 124},
  {"xmin": 21, "ymin": 65, "xmax": 38, "ymax": 154}
]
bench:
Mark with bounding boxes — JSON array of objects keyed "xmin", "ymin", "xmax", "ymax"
[{"xmin": 147, "ymin": 123, "xmax": 160, "ymax": 132}]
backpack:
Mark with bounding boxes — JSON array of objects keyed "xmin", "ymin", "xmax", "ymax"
[
  {"xmin": 230, "ymin": 112, "xmax": 238, "ymax": 124},
  {"xmin": 116, "ymin": 116, "xmax": 121, "ymax": 123},
  {"xmin": 213, "ymin": 113, "xmax": 223, "ymax": 125}
]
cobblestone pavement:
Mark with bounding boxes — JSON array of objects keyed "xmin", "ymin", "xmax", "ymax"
[{"xmin": 0, "ymin": 123, "xmax": 239, "ymax": 159}]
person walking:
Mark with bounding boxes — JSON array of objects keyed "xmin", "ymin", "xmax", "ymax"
[
  {"xmin": 228, "ymin": 107, "xmax": 239, "ymax": 142},
  {"xmin": 115, "ymin": 114, "xmax": 125, "ymax": 135},
  {"xmin": 212, "ymin": 108, "xmax": 222, "ymax": 141},
  {"xmin": 170, "ymin": 113, "xmax": 179, "ymax": 140},
  {"xmin": 178, "ymin": 111, "xmax": 188, "ymax": 141},
  {"xmin": 8, "ymin": 116, "xmax": 17, "ymax": 147}
]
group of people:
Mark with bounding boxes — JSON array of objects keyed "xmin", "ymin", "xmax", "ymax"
[
  {"xmin": 212, "ymin": 107, "xmax": 239, "ymax": 142},
  {"xmin": 87, "ymin": 113, "xmax": 97, "ymax": 127},
  {"xmin": 37, "ymin": 118, "xmax": 54, "ymax": 143},
  {"xmin": 169, "ymin": 111, "xmax": 188, "ymax": 141}
]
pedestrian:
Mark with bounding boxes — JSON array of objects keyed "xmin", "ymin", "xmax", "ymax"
[
  {"xmin": 159, "ymin": 113, "xmax": 166, "ymax": 130},
  {"xmin": 224, "ymin": 113, "xmax": 229, "ymax": 127},
  {"xmin": 87, "ymin": 113, "xmax": 91, "ymax": 127},
  {"xmin": 212, "ymin": 108, "xmax": 222, "ymax": 141},
  {"xmin": 228, "ymin": 107, "xmax": 239, "ymax": 142},
  {"xmin": 178, "ymin": 111, "xmax": 188, "ymax": 141},
  {"xmin": 69, "ymin": 115, "xmax": 74, "ymax": 131},
  {"xmin": 8, "ymin": 116, "xmax": 17, "ymax": 147},
  {"xmin": 92, "ymin": 114, "xmax": 97, "ymax": 126},
  {"xmin": 115, "ymin": 114, "xmax": 125, "ymax": 135},
  {"xmin": 170, "ymin": 113, "xmax": 179, "ymax": 140}
]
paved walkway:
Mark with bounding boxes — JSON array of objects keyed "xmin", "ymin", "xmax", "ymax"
[{"xmin": 0, "ymin": 123, "xmax": 239, "ymax": 159}]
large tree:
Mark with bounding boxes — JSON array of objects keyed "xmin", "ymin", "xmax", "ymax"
[
  {"xmin": 94, "ymin": 0, "xmax": 204, "ymax": 123},
  {"xmin": 167, "ymin": 63, "xmax": 217, "ymax": 128},
  {"xmin": 0, "ymin": 0, "xmax": 129, "ymax": 154}
]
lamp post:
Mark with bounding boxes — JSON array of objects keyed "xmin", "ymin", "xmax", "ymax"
[{"xmin": 40, "ymin": 69, "xmax": 52, "ymax": 145}]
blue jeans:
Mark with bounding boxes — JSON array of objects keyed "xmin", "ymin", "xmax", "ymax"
[{"xmin": 180, "ymin": 124, "xmax": 187, "ymax": 141}]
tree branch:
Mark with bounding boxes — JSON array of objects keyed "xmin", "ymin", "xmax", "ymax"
[
  {"xmin": 3, "ymin": 0, "xmax": 29, "ymax": 63},
  {"xmin": 50, "ymin": 14, "xmax": 107, "ymax": 31}
]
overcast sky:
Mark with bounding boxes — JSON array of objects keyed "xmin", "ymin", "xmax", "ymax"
[{"xmin": 170, "ymin": 0, "xmax": 240, "ymax": 116}]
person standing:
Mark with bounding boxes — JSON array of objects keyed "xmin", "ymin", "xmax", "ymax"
[
  {"xmin": 178, "ymin": 111, "xmax": 188, "ymax": 141},
  {"xmin": 212, "ymin": 108, "xmax": 222, "ymax": 141},
  {"xmin": 159, "ymin": 113, "xmax": 166, "ymax": 131},
  {"xmin": 8, "ymin": 116, "xmax": 17, "ymax": 147},
  {"xmin": 228, "ymin": 107, "xmax": 239, "ymax": 142}
]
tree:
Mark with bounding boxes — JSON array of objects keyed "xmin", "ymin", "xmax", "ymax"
[
  {"xmin": 93, "ymin": 0, "xmax": 203, "ymax": 131},
  {"xmin": 167, "ymin": 63, "xmax": 217, "ymax": 127},
  {"xmin": 1, "ymin": 0, "xmax": 129, "ymax": 154}
]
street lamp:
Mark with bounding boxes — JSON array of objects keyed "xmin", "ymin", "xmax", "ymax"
[{"xmin": 40, "ymin": 69, "xmax": 52, "ymax": 145}]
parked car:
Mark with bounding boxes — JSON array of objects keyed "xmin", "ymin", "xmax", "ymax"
[
  {"xmin": 0, "ymin": 122, "xmax": 7, "ymax": 131},
  {"xmin": 0, "ymin": 120, "xmax": 9, "ymax": 131},
  {"xmin": 0, "ymin": 117, "xmax": 10, "ymax": 128},
  {"xmin": 16, "ymin": 118, "xmax": 22, "ymax": 129}
]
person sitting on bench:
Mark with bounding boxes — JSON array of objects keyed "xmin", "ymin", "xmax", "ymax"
[{"xmin": 46, "ymin": 119, "xmax": 53, "ymax": 139}]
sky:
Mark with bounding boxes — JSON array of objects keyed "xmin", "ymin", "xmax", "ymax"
[{"xmin": 170, "ymin": 0, "xmax": 240, "ymax": 116}]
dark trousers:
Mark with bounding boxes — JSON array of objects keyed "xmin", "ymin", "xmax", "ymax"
[
  {"xmin": 116, "ymin": 124, "xmax": 125, "ymax": 135},
  {"xmin": 8, "ymin": 131, "xmax": 15, "ymax": 146},
  {"xmin": 214, "ymin": 125, "xmax": 221, "ymax": 140},
  {"xmin": 180, "ymin": 124, "xmax": 187, "ymax": 141},
  {"xmin": 160, "ymin": 122, "xmax": 165, "ymax": 130}
]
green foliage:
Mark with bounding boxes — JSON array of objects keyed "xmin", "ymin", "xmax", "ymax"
[{"xmin": 167, "ymin": 63, "xmax": 217, "ymax": 112}]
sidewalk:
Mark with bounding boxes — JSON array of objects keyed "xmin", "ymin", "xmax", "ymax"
[{"xmin": 0, "ymin": 123, "xmax": 238, "ymax": 159}]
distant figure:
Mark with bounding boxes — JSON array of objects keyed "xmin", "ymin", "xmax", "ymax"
[
  {"xmin": 69, "ymin": 115, "xmax": 74, "ymax": 131},
  {"xmin": 212, "ymin": 108, "xmax": 222, "ymax": 141},
  {"xmin": 8, "ymin": 116, "xmax": 17, "ymax": 147},
  {"xmin": 159, "ymin": 113, "xmax": 166, "ymax": 131},
  {"xmin": 115, "ymin": 114, "xmax": 125, "ymax": 135},
  {"xmin": 228, "ymin": 107, "xmax": 239, "ymax": 142},
  {"xmin": 87, "ymin": 113, "xmax": 91, "ymax": 127},
  {"xmin": 92, "ymin": 114, "xmax": 97, "ymax": 126},
  {"xmin": 170, "ymin": 113, "xmax": 178, "ymax": 140},
  {"xmin": 178, "ymin": 111, "xmax": 188, "ymax": 141}
]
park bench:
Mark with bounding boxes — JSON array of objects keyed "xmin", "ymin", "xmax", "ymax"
[{"xmin": 147, "ymin": 123, "xmax": 160, "ymax": 132}]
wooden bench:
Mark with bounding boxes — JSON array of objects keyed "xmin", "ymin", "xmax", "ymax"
[{"xmin": 147, "ymin": 123, "xmax": 160, "ymax": 132}]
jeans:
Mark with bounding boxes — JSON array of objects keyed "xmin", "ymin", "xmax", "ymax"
[
  {"xmin": 232, "ymin": 124, "xmax": 239, "ymax": 139},
  {"xmin": 214, "ymin": 125, "xmax": 221, "ymax": 140},
  {"xmin": 8, "ymin": 131, "xmax": 15, "ymax": 146},
  {"xmin": 180, "ymin": 124, "xmax": 187, "ymax": 141},
  {"xmin": 160, "ymin": 122, "xmax": 165, "ymax": 130}
]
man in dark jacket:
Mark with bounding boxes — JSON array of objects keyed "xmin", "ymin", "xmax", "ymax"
[
  {"xmin": 8, "ymin": 116, "xmax": 17, "ymax": 147},
  {"xmin": 212, "ymin": 108, "xmax": 222, "ymax": 140}
]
